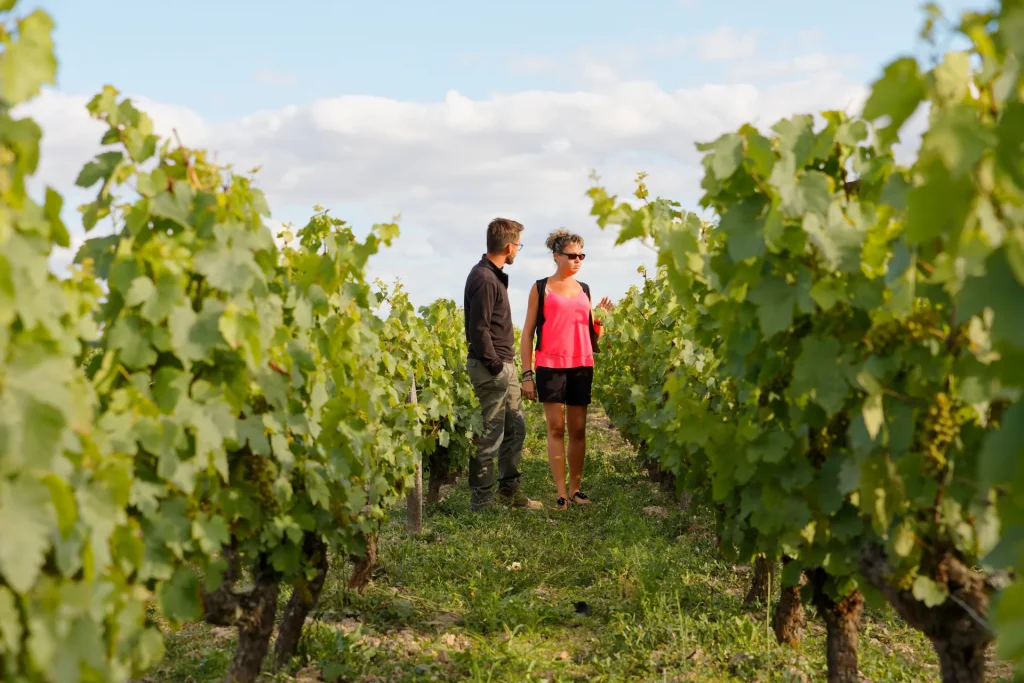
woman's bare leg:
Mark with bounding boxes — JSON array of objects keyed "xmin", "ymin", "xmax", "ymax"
[
  {"xmin": 567, "ymin": 405, "xmax": 588, "ymax": 500},
  {"xmin": 544, "ymin": 403, "xmax": 567, "ymax": 501}
]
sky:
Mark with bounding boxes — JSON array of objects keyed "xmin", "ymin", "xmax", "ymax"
[{"xmin": 18, "ymin": 0, "xmax": 985, "ymax": 324}]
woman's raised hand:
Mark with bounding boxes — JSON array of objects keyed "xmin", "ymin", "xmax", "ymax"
[{"xmin": 596, "ymin": 296, "xmax": 614, "ymax": 312}]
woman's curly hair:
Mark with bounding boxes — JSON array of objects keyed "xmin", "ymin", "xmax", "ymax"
[{"xmin": 545, "ymin": 228, "xmax": 584, "ymax": 253}]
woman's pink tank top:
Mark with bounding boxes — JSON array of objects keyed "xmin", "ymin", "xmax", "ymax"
[{"xmin": 535, "ymin": 286, "xmax": 594, "ymax": 369}]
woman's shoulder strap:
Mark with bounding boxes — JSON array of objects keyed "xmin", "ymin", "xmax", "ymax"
[
  {"xmin": 533, "ymin": 278, "xmax": 548, "ymax": 351},
  {"xmin": 579, "ymin": 281, "xmax": 591, "ymax": 299},
  {"xmin": 535, "ymin": 278, "xmax": 548, "ymax": 307}
]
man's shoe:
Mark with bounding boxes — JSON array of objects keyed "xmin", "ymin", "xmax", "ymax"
[
  {"xmin": 471, "ymin": 498, "xmax": 496, "ymax": 513},
  {"xmin": 499, "ymin": 489, "xmax": 543, "ymax": 510}
]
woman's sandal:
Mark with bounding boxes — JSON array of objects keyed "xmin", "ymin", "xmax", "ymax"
[
  {"xmin": 570, "ymin": 491, "xmax": 591, "ymax": 505},
  {"xmin": 555, "ymin": 496, "xmax": 568, "ymax": 510}
]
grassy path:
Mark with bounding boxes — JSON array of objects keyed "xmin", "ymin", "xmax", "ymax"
[{"xmin": 149, "ymin": 402, "xmax": 949, "ymax": 682}]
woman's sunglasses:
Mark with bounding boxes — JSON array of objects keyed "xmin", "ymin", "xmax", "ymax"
[{"xmin": 558, "ymin": 252, "xmax": 586, "ymax": 261}]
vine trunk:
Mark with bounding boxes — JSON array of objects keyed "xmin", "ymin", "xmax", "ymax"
[
  {"xmin": 808, "ymin": 569, "xmax": 863, "ymax": 683},
  {"xmin": 744, "ymin": 556, "xmax": 776, "ymax": 608},
  {"xmin": 859, "ymin": 544, "xmax": 991, "ymax": 683},
  {"xmin": 774, "ymin": 559, "xmax": 806, "ymax": 646},
  {"xmin": 273, "ymin": 533, "xmax": 331, "ymax": 670}
]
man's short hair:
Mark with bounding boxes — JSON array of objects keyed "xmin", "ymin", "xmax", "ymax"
[{"xmin": 486, "ymin": 218, "xmax": 524, "ymax": 254}]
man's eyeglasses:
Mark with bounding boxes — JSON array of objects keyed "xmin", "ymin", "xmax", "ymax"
[{"xmin": 558, "ymin": 252, "xmax": 585, "ymax": 261}]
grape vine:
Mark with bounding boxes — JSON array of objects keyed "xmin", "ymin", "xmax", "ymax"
[
  {"xmin": 0, "ymin": 6, "xmax": 164, "ymax": 681},
  {"xmin": 7, "ymin": 0, "xmax": 1024, "ymax": 681},
  {"xmin": 374, "ymin": 285, "xmax": 481, "ymax": 504},
  {"xmin": 587, "ymin": 3, "xmax": 1024, "ymax": 680},
  {"xmin": 0, "ymin": 3, "xmax": 482, "ymax": 680}
]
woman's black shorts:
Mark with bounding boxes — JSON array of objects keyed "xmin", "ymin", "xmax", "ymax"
[{"xmin": 535, "ymin": 366, "xmax": 594, "ymax": 406}]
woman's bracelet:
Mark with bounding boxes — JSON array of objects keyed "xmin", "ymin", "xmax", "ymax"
[{"xmin": 521, "ymin": 369, "xmax": 534, "ymax": 382}]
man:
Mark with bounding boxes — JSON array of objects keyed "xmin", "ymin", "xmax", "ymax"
[{"xmin": 463, "ymin": 218, "xmax": 542, "ymax": 512}]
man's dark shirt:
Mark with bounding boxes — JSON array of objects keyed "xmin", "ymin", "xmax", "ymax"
[{"xmin": 464, "ymin": 255, "xmax": 515, "ymax": 375}]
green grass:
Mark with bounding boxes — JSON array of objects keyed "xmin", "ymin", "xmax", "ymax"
[{"xmin": 145, "ymin": 402, "xmax": 1004, "ymax": 682}]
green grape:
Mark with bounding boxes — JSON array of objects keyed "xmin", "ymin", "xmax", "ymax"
[
  {"xmin": 865, "ymin": 304, "xmax": 941, "ymax": 354},
  {"xmin": 244, "ymin": 450, "xmax": 281, "ymax": 516},
  {"xmin": 917, "ymin": 392, "xmax": 960, "ymax": 472},
  {"xmin": 895, "ymin": 566, "xmax": 919, "ymax": 592},
  {"xmin": 809, "ymin": 411, "xmax": 851, "ymax": 467},
  {"xmin": 757, "ymin": 372, "xmax": 789, "ymax": 407}
]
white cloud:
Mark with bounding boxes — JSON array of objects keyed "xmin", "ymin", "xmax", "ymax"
[
  {"xmin": 773, "ymin": 27, "xmax": 827, "ymax": 54},
  {"xmin": 794, "ymin": 27, "xmax": 826, "ymax": 46},
  {"xmin": 254, "ymin": 69, "xmax": 298, "ymax": 87},
  {"xmin": 19, "ymin": 47, "xmax": 915, "ymax": 324},
  {"xmin": 650, "ymin": 35, "xmax": 690, "ymax": 59},
  {"xmin": 507, "ymin": 56, "xmax": 561, "ymax": 74},
  {"xmin": 697, "ymin": 27, "xmax": 758, "ymax": 62},
  {"xmin": 581, "ymin": 62, "xmax": 620, "ymax": 86},
  {"xmin": 726, "ymin": 53, "xmax": 861, "ymax": 82}
]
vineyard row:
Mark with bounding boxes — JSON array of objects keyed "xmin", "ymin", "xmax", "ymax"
[
  {"xmin": 0, "ymin": 6, "xmax": 482, "ymax": 680},
  {"xmin": 4, "ymin": 2, "xmax": 1024, "ymax": 683},
  {"xmin": 587, "ymin": 4, "xmax": 1024, "ymax": 681}
]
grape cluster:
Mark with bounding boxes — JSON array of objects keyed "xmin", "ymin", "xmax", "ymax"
[
  {"xmin": 918, "ymin": 392, "xmax": 960, "ymax": 471},
  {"xmin": 246, "ymin": 451, "xmax": 281, "ymax": 515},
  {"xmin": 865, "ymin": 307, "xmax": 940, "ymax": 354},
  {"xmin": 895, "ymin": 567, "xmax": 918, "ymax": 592},
  {"xmin": 757, "ymin": 372, "xmax": 790, "ymax": 407},
  {"xmin": 808, "ymin": 412, "xmax": 850, "ymax": 467}
]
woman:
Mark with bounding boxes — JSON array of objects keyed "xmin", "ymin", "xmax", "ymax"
[{"xmin": 521, "ymin": 229, "xmax": 613, "ymax": 510}]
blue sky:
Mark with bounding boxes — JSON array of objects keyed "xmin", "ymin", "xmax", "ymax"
[
  {"xmin": 26, "ymin": 0, "xmax": 983, "ymax": 322},
  {"xmin": 37, "ymin": 0, "xmax": 972, "ymax": 118}
]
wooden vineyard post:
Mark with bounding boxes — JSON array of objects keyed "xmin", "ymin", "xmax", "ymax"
[{"xmin": 406, "ymin": 375, "xmax": 422, "ymax": 535}]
